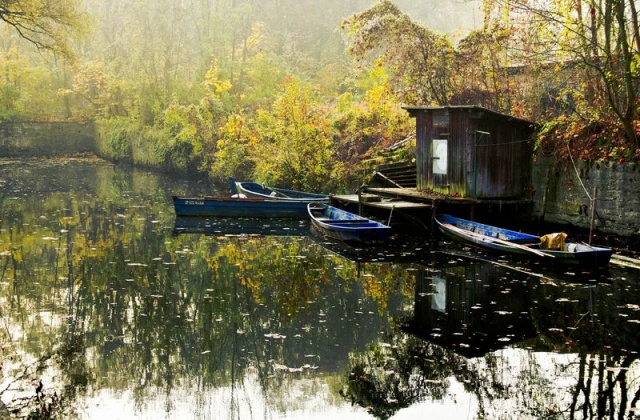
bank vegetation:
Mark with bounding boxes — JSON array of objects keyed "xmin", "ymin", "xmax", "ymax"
[{"xmin": 1, "ymin": 0, "xmax": 639, "ymax": 191}]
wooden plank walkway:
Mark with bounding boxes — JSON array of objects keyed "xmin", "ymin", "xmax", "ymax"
[
  {"xmin": 331, "ymin": 187, "xmax": 533, "ymax": 232},
  {"xmin": 331, "ymin": 194, "xmax": 432, "ymax": 210},
  {"xmin": 610, "ymin": 254, "xmax": 640, "ymax": 269},
  {"xmin": 362, "ymin": 187, "xmax": 527, "ymax": 205}
]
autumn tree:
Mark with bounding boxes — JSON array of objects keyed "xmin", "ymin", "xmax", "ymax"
[
  {"xmin": 250, "ymin": 77, "xmax": 336, "ymax": 192},
  {"xmin": 0, "ymin": 0, "xmax": 88, "ymax": 60},
  {"xmin": 340, "ymin": 0, "xmax": 455, "ymax": 106},
  {"xmin": 495, "ymin": 0, "xmax": 640, "ymax": 148},
  {"xmin": 332, "ymin": 64, "xmax": 415, "ymax": 184},
  {"xmin": 452, "ymin": 25, "xmax": 518, "ymax": 113}
]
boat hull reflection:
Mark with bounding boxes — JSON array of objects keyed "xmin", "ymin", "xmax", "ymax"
[{"xmin": 173, "ymin": 216, "xmax": 310, "ymax": 237}]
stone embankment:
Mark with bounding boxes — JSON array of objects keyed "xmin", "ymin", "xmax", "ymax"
[
  {"xmin": 0, "ymin": 121, "xmax": 95, "ymax": 156},
  {"xmin": 532, "ymin": 157, "xmax": 640, "ymax": 242}
]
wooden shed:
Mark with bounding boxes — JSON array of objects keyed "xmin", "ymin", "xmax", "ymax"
[{"xmin": 403, "ymin": 106, "xmax": 536, "ymax": 199}]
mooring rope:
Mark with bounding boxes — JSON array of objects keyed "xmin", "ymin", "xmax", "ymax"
[{"xmin": 566, "ymin": 142, "xmax": 592, "ymax": 201}]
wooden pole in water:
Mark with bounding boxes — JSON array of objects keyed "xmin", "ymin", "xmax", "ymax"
[
  {"xmin": 540, "ymin": 167, "xmax": 551, "ymax": 221},
  {"xmin": 589, "ymin": 186, "xmax": 597, "ymax": 245}
]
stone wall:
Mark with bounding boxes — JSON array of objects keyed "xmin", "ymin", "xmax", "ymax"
[
  {"xmin": 0, "ymin": 121, "xmax": 96, "ymax": 156},
  {"xmin": 532, "ymin": 157, "xmax": 640, "ymax": 238}
]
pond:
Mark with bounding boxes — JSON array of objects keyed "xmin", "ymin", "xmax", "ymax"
[{"xmin": 0, "ymin": 156, "xmax": 639, "ymax": 419}]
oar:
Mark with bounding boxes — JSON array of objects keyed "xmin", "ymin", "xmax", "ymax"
[
  {"xmin": 444, "ymin": 223, "xmax": 555, "ymax": 258},
  {"xmin": 266, "ymin": 186, "xmax": 291, "ymax": 198}
]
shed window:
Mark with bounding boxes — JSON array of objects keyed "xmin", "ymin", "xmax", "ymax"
[
  {"xmin": 431, "ymin": 276, "xmax": 446, "ymax": 313},
  {"xmin": 432, "ymin": 139, "xmax": 448, "ymax": 174}
]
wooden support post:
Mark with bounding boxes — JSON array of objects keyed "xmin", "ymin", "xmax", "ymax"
[{"xmin": 540, "ymin": 167, "xmax": 551, "ymax": 221}]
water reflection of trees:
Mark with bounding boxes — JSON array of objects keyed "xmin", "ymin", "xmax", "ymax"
[
  {"xmin": 341, "ymin": 253, "xmax": 640, "ymax": 419},
  {"xmin": 3, "ymin": 161, "xmax": 640, "ymax": 418},
  {"xmin": 342, "ymin": 335, "xmax": 467, "ymax": 420},
  {"xmin": 0, "ymin": 177, "xmax": 417, "ymax": 416}
]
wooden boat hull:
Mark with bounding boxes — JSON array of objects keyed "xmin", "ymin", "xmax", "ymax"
[
  {"xmin": 434, "ymin": 214, "xmax": 613, "ymax": 269},
  {"xmin": 173, "ymin": 196, "xmax": 311, "ymax": 218},
  {"xmin": 308, "ymin": 203, "xmax": 392, "ymax": 243},
  {"xmin": 233, "ymin": 180, "xmax": 329, "ymax": 202}
]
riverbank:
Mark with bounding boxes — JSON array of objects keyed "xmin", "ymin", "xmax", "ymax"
[
  {"xmin": 1, "ymin": 121, "xmax": 639, "ymax": 246},
  {"xmin": 0, "ymin": 121, "xmax": 96, "ymax": 156}
]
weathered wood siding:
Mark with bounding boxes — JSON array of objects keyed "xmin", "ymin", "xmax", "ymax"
[
  {"xmin": 415, "ymin": 112, "xmax": 430, "ymax": 191},
  {"xmin": 466, "ymin": 109, "xmax": 533, "ymax": 198},
  {"xmin": 448, "ymin": 108, "xmax": 468, "ymax": 195},
  {"xmin": 407, "ymin": 106, "xmax": 534, "ymax": 199}
]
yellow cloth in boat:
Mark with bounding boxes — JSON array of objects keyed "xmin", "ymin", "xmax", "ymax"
[{"xmin": 539, "ymin": 232, "xmax": 568, "ymax": 251}]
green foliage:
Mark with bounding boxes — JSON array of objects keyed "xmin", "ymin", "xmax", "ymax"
[
  {"xmin": 158, "ymin": 67, "xmax": 231, "ymax": 172},
  {"xmin": 0, "ymin": 45, "xmax": 68, "ymax": 120},
  {"xmin": 98, "ymin": 116, "xmax": 204, "ymax": 171},
  {"xmin": 251, "ymin": 77, "xmax": 337, "ymax": 192},
  {"xmin": 238, "ymin": 49, "xmax": 290, "ymax": 111},
  {"xmin": 62, "ymin": 61, "xmax": 111, "ymax": 120},
  {"xmin": 536, "ymin": 115, "xmax": 640, "ymax": 164},
  {"xmin": 161, "ymin": 136, "xmax": 196, "ymax": 172},
  {"xmin": 0, "ymin": 46, "xmax": 27, "ymax": 115},
  {"xmin": 452, "ymin": 25, "xmax": 515, "ymax": 112},
  {"xmin": 4, "ymin": 0, "xmax": 638, "ymax": 179},
  {"xmin": 332, "ymin": 65, "xmax": 415, "ymax": 187},
  {"xmin": 209, "ymin": 113, "xmax": 254, "ymax": 181},
  {"xmin": 100, "ymin": 117, "xmax": 133, "ymax": 163},
  {"xmin": 485, "ymin": 0, "xmax": 639, "ymax": 146}
]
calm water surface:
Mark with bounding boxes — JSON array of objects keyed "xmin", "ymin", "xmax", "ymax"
[{"xmin": 0, "ymin": 157, "xmax": 639, "ymax": 419}]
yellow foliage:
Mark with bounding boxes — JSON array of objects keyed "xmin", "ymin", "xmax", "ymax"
[{"xmin": 204, "ymin": 63, "xmax": 232, "ymax": 99}]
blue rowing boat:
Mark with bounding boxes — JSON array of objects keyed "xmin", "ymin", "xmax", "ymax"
[
  {"xmin": 172, "ymin": 195, "xmax": 311, "ymax": 218},
  {"xmin": 231, "ymin": 178, "xmax": 329, "ymax": 203},
  {"xmin": 308, "ymin": 203, "xmax": 392, "ymax": 243},
  {"xmin": 434, "ymin": 214, "xmax": 613, "ymax": 269}
]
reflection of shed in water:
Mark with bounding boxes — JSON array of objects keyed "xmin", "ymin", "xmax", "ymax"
[
  {"xmin": 403, "ymin": 106, "xmax": 536, "ymax": 199},
  {"xmin": 404, "ymin": 256, "xmax": 537, "ymax": 358},
  {"xmin": 404, "ymin": 252, "xmax": 640, "ymax": 357}
]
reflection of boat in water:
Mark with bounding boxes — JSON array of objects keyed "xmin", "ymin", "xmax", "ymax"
[
  {"xmin": 436, "ymin": 246, "xmax": 613, "ymax": 284},
  {"xmin": 172, "ymin": 216, "xmax": 310, "ymax": 237},
  {"xmin": 308, "ymin": 227, "xmax": 428, "ymax": 263},
  {"xmin": 434, "ymin": 214, "xmax": 613, "ymax": 269}
]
